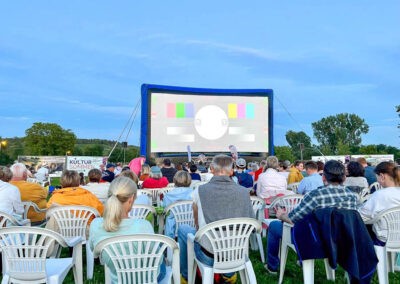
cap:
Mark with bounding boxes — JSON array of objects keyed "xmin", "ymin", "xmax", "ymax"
[
  {"xmin": 150, "ymin": 166, "xmax": 161, "ymax": 174},
  {"xmin": 106, "ymin": 163, "xmax": 116, "ymax": 169},
  {"xmin": 235, "ymin": 158, "xmax": 246, "ymax": 168}
]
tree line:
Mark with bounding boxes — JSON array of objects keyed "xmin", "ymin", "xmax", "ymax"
[{"xmin": 0, "ymin": 108, "xmax": 399, "ymax": 165}]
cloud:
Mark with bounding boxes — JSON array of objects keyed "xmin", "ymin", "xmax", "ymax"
[{"xmin": 0, "ymin": 116, "xmax": 30, "ymax": 121}]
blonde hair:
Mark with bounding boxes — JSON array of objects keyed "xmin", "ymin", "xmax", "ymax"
[
  {"xmin": 141, "ymin": 164, "xmax": 150, "ymax": 175},
  {"xmin": 60, "ymin": 170, "xmax": 80, "ymax": 188},
  {"xmin": 119, "ymin": 170, "xmax": 139, "ymax": 185},
  {"xmin": 103, "ymin": 176, "xmax": 137, "ymax": 232}
]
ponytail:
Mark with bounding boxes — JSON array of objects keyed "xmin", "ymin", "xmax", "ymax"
[
  {"xmin": 394, "ymin": 166, "xmax": 400, "ymax": 187},
  {"xmin": 103, "ymin": 176, "xmax": 137, "ymax": 232}
]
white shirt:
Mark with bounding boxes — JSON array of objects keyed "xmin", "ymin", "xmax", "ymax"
[
  {"xmin": 344, "ymin": 177, "xmax": 369, "ymax": 189},
  {"xmin": 82, "ymin": 182, "xmax": 110, "ymax": 201},
  {"xmin": 35, "ymin": 167, "xmax": 49, "ymax": 182},
  {"xmin": 358, "ymin": 186, "xmax": 400, "ymax": 242},
  {"xmin": 0, "ymin": 180, "xmax": 24, "ymax": 218},
  {"xmin": 257, "ymin": 168, "xmax": 292, "ymax": 200}
]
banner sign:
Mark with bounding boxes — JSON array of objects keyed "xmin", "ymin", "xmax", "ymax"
[{"xmin": 66, "ymin": 156, "xmax": 108, "ymax": 175}]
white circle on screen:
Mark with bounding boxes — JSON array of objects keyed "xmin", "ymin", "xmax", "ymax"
[{"xmin": 194, "ymin": 105, "xmax": 228, "ymax": 140}]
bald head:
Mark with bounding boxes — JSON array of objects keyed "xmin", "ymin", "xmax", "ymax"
[{"xmin": 10, "ymin": 163, "xmax": 28, "ymax": 181}]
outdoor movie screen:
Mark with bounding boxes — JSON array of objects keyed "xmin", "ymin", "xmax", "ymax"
[{"xmin": 140, "ymin": 84, "xmax": 273, "ymax": 157}]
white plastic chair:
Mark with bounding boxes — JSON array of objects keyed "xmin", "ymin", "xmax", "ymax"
[
  {"xmin": 93, "ymin": 234, "xmax": 180, "ymax": 284},
  {"xmin": 0, "ymin": 211, "xmax": 31, "ymax": 227},
  {"xmin": 157, "ymin": 187, "xmax": 175, "ymax": 206},
  {"xmin": 279, "ymin": 222, "xmax": 335, "ymax": 284},
  {"xmin": 359, "ymin": 187, "xmax": 371, "ymax": 203},
  {"xmin": 250, "ymin": 196, "xmax": 266, "ymax": 263},
  {"xmin": 365, "ymin": 206, "xmax": 400, "ymax": 284},
  {"xmin": 46, "ymin": 205, "xmax": 100, "ymax": 280},
  {"xmin": 128, "ymin": 204, "xmax": 156, "ymax": 227},
  {"xmin": 262, "ymin": 194, "xmax": 303, "ymax": 236},
  {"xmin": 187, "ymin": 218, "xmax": 261, "ymax": 284},
  {"xmin": 0, "ymin": 226, "xmax": 83, "ymax": 284},
  {"xmin": 369, "ymin": 181, "xmax": 382, "ymax": 192},
  {"xmin": 138, "ymin": 188, "xmax": 166, "ymax": 206},
  {"xmin": 21, "ymin": 201, "xmax": 47, "ymax": 226},
  {"xmin": 163, "ymin": 200, "xmax": 194, "ymax": 237},
  {"xmin": 287, "ymin": 182, "xmax": 300, "ymax": 193}
]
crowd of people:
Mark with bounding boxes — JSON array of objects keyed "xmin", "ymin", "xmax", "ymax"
[{"xmin": 0, "ymin": 154, "xmax": 399, "ymax": 283}]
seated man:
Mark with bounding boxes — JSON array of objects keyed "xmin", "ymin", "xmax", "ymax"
[
  {"xmin": 296, "ymin": 161, "xmax": 323, "ymax": 195},
  {"xmin": 178, "ymin": 155, "xmax": 255, "ymax": 283},
  {"xmin": 189, "ymin": 164, "xmax": 201, "ymax": 181},
  {"xmin": 10, "ymin": 163, "xmax": 48, "ymax": 224},
  {"xmin": 234, "ymin": 158, "xmax": 254, "ymax": 189},
  {"xmin": 160, "ymin": 158, "xmax": 178, "ymax": 183},
  {"xmin": 265, "ymin": 160, "xmax": 359, "ymax": 274}
]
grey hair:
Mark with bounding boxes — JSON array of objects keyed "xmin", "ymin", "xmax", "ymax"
[
  {"xmin": 10, "ymin": 163, "xmax": 28, "ymax": 179},
  {"xmin": 210, "ymin": 155, "xmax": 233, "ymax": 174},
  {"xmin": 266, "ymin": 156, "xmax": 279, "ymax": 170}
]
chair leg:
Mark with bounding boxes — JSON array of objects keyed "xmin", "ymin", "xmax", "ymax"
[
  {"xmin": 278, "ymin": 243, "xmax": 288, "ymax": 284},
  {"xmin": 245, "ymin": 259, "xmax": 257, "ymax": 284},
  {"xmin": 86, "ymin": 243, "xmax": 94, "ymax": 279},
  {"xmin": 201, "ymin": 268, "xmax": 214, "ymax": 284},
  {"xmin": 239, "ymin": 269, "xmax": 248, "ymax": 284},
  {"xmin": 302, "ymin": 259, "xmax": 315, "ymax": 284},
  {"xmin": 324, "ymin": 258, "xmax": 335, "ymax": 281},
  {"xmin": 256, "ymin": 233, "xmax": 265, "ymax": 263},
  {"xmin": 388, "ymin": 251, "xmax": 395, "ymax": 273},
  {"xmin": 187, "ymin": 236, "xmax": 196, "ymax": 284},
  {"xmin": 375, "ymin": 245, "xmax": 389, "ymax": 284}
]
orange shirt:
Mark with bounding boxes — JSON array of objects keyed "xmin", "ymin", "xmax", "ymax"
[
  {"xmin": 10, "ymin": 180, "xmax": 47, "ymax": 223},
  {"xmin": 47, "ymin": 186, "xmax": 104, "ymax": 216}
]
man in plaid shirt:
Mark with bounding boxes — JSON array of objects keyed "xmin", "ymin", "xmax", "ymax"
[{"xmin": 265, "ymin": 160, "xmax": 359, "ymax": 274}]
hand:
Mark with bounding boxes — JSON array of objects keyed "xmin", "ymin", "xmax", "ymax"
[{"xmin": 276, "ymin": 207, "xmax": 287, "ymax": 218}]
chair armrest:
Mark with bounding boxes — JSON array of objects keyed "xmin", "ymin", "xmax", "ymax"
[
  {"xmin": 66, "ymin": 236, "xmax": 84, "ymax": 247},
  {"xmin": 188, "ymin": 233, "xmax": 195, "ymax": 244},
  {"xmin": 17, "ymin": 219, "xmax": 31, "ymax": 226}
]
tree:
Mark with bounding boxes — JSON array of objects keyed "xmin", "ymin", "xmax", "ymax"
[
  {"xmin": 83, "ymin": 144, "xmax": 104, "ymax": 156},
  {"xmin": 274, "ymin": 146, "xmax": 295, "ymax": 162},
  {"xmin": 25, "ymin": 122, "xmax": 77, "ymax": 155},
  {"xmin": 285, "ymin": 131, "xmax": 313, "ymax": 160},
  {"xmin": 311, "ymin": 113, "xmax": 369, "ymax": 154}
]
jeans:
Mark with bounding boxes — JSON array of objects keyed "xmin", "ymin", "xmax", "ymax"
[
  {"xmin": 178, "ymin": 224, "xmax": 214, "ymax": 280},
  {"xmin": 266, "ymin": 220, "xmax": 283, "ymax": 271}
]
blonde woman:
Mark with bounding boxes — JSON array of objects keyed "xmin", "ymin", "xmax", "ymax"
[{"xmin": 89, "ymin": 176, "xmax": 166, "ymax": 282}]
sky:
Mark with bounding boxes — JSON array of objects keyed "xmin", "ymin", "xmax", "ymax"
[{"xmin": 1, "ymin": 1, "xmax": 399, "ymax": 149}]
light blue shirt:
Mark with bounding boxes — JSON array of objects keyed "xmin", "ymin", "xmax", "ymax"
[
  {"xmin": 297, "ymin": 173, "xmax": 324, "ymax": 195},
  {"xmin": 162, "ymin": 187, "xmax": 193, "ymax": 238},
  {"xmin": 89, "ymin": 218, "xmax": 154, "ymax": 283}
]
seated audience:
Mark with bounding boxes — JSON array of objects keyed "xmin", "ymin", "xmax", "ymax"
[
  {"xmin": 357, "ymin": 157, "xmax": 377, "ymax": 186},
  {"xmin": 358, "ymin": 161, "xmax": 400, "ymax": 244},
  {"xmin": 189, "ymin": 164, "xmax": 201, "ymax": 181},
  {"xmin": 163, "ymin": 171, "xmax": 193, "ymax": 238},
  {"xmin": 297, "ymin": 161, "xmax": 323, "ymax": 195},
  {"xmin": 265, "ymin": 160, "xmax": 359, "ymax": 274},
  {"xmin": 344, "ymin": 161, "xmax": 369, "ymax": 194},
  {"xmin": 10, "ymin": 162, "xmax": 47, "ymax": 224},
  {"xmin": 139, "ymin": 164, "xmax": 151, "ymax": 181},
  {"xmin": 178, "ymin": 155, "xmax": 254, "ymax": 283},
  {"xmin": 257, "ymin": 156, "xmax": 290, "ymax": 203},
  {"xmin": 119, "ymin": 169, "xmax": 139, "ymax": 185},
  {"xmin": 278, "ymin": 160, "xmax": 291, "ymax": 179},
  {"xmin": 47, "ymin": 170, "xmax": 104, "ymax": 215},
  {"xmin": 101, "ymin": 163, "xmax": 116, "ymax": 183},
  {"xmin": 234, "ymin": 158, "xmax": 254, "ymax": 189},
  {"xmin": 142, "ymin": 166, "xmax": 169, "ymax": 189},
  {"xmin": 160, "ymin": 158, "xmax": 178, "ymax": 183},
  {"xmin": 89, "ymin": 177, "xmax": 165, "ymax": 283},
  {"xmin": 254, "ymin": 160, "xmax": 267, "ymax": 182},
  {"xmin": 287, "ymin": 160, "xmax": 304, "ymax": 184},
  {"xmin": 82, "ymin": 168, "xmax": 110, "ymax": 202},
  {"xmin": 0, "ymin": 166, "xmax": 24, "ymax": 219}
]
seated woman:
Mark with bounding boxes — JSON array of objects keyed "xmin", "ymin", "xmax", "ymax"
[
  {"xmin": 163, "ymin": 171, "xmax": 193, "ymax": 238},
  {"xmin": 139, "ymin": 164, "xmax": 151, "ymax": 181},
  {"xmin": 344, "ymin": 161, "xmax": 369, "ymax": 194},
  {"xmin": 142, "ymin": 166, "xmax": 169, "ymax": 189},
  {"xmin": 90, "ymin": 176, "xmax": 166, "ymax": 282}
]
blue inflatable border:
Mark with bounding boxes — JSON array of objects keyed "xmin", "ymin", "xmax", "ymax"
[{"xmin": 140, "ymin": 84, "xmax": 274, "ymax": 159}]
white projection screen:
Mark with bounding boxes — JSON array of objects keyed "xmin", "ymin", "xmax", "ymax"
[{"xmin": 140, "ymin": 84, "xmax": 274, "ymax": 159}]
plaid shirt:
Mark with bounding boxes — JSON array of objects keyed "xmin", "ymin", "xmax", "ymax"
[{"xmin": 288, "ymin": 184, "xmax": 359, "ymax": 223}]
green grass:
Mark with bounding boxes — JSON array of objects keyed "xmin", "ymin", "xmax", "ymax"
[{"xmin": 59, "ymin": 239, "xmax": 400, "ymax": 283}]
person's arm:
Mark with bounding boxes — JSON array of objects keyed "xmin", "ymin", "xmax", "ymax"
[
  {"xmin": 297, "ymin": 180, "xmax": 306, "ymax": 195},
  {"xmin": 193, "ymin": 202, "xmax": 199, "ymax": 230},
  {"xmin": 276, "ymin": 208, "xmax": 293, "ymax": 225}
]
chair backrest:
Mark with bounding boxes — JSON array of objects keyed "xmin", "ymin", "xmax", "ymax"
[
  {"xmin": 0, "ymin": 226, "xmax": 68, "ymax": 283},
  {"xmin": 0, "ymin": 211, "xmax": 30, "ymax": 227},
  {"xmin": 370, "ymin": 206, "xmax": 400, "ymax": 250},
  {"xmin": 359, "ymin": 187, "xmax": 370, "ymax": 203},
  {"xmin": 93, "ymin": 234, "xmax": 180, "ymax": 284},
  {"xmin": 250, "ymin": 196, "xmax": 265, "ymax": 220},
  {"xmin": 369, "ymin": 182, "xmax": 382, "ymax": 192},
  {"xmin": 194, "ymin": 218, "xmax": 261, "ymax": 270},
  {"xmin": 46, "ymin": 205, "xmax": 100, "ymax": 241},
  {"xmin": 157, "ymin": 187, "xmax": 175, "ymax": 206},
  {"xmin": 128, "ymin": 205, "xmax": 156, "ymax": 226},
  {"xmin": 268, "ymin": 194, "xmax": 303, "ymax": 217},
  {"xmin": 192, "ymin": 181, "xmax": 208, "ymax": 191},
  {"xmin": 287, "ymin": 182, "xmax": 300, "ymax": 193},
  {"xmin": 137, "ymin": 188, "xmax": 165, "ymax": 205},
  {"xmin": 21, "ymin": 201, "xmax": 47, "ymax": 220},
  {"xmin": 164, "ymin": 201, "xmax": 194, "ymax": 236}
]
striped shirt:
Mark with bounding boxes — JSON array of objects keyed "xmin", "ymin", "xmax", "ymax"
[{"xmin": 288, "ymin": 184, "xmax": 359, "ymax": 223}]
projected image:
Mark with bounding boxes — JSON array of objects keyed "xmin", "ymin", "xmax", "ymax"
[{"xmin": 148, "ymin": 92, "xmax": 270, "ymax": 153}]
